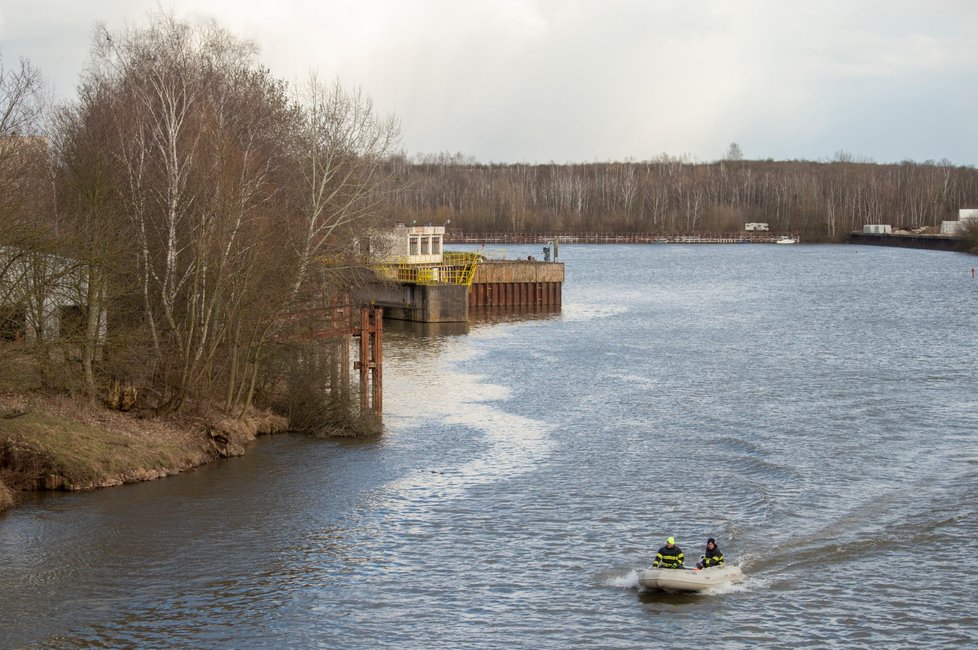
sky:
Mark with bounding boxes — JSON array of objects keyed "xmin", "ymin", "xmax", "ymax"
[{"xmin": 3, "ymin": 0, "xmax": 978, "ymax": 165}]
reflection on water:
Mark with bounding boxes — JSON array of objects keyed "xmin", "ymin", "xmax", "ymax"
[
  {"xmin": 382, "ymin": 318, "xmax": 470, "ymax": 338},
  {"xmin": 381, "ymin": 305, "xmax": 562, "ymax": 339},
  {"xmin": 2, "ymin": 244, "xmax": 977, "ymax": 648},
  {"xmin": 468, "ymin": 305, "xmax": 562, "ymax": 326}
]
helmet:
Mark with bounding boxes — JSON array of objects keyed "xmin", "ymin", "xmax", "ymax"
[{"xmin": 666, "ymin": 536, "xmax": 675, "ymax": 545}]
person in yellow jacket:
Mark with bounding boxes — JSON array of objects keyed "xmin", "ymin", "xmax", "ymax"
[{"xmin": 652, "ymin": 536, "xmax": 684, "ymax": 569}]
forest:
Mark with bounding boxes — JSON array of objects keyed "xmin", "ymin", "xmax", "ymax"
[{"xmin": 383, "ymin": 152, "xmax": 978, "ymax": 240}]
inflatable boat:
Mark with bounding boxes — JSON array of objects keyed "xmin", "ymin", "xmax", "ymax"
[{"xmin": 638, "ymin": 565, "xmax": 744, "ymax": 592}]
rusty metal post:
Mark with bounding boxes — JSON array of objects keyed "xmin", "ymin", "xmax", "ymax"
[
  {"xmin": 341, "ymin": 330, "xmax": 350, "ymax": 398},
  {"xmin": 371, "ymin": 307, "xmax": 383, "ymax": 414},
  {"xmin": 359, "ymin": 307, "xmax": 370, "ymax": 413}
]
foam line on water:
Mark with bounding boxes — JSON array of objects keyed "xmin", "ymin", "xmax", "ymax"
[{"xmin": 381, "ymin": 337, "xmax": 554, "ymax": 509}]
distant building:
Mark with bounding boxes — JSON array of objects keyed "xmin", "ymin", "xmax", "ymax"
[
  {"xmin": 941, "ymin": 221, "xmax": 964, "ymax": 235},
  {"xmin": 939, "ymin": 209, "xmax": 978, "ymax": 236},
  {"xmin": 863, "ymin": 224, "xmax": 892, "ymax": 234},
  {"xmin": 745, "ymin": 222, "xmax": 769, "ymax": 231},
  {"xmin": 0, "ymin": 247, "xmax": 101, "ymax": 343}
]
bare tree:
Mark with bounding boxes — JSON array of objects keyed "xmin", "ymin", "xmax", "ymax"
[
  {"xmin": 724, "ymin": 141, "xmax": 744, "ymax": 161},
  {"xmin": 1, "ymin": 53, "xmax": 47, "ymax": 249},
  {"xmin": 75, "ymin": 15, "xmax": 300, "ymax": 413},
  {"xmin": 1, "ymin": 54, "xmax": 54, "ymax": 352},
  {"xmin": 290, "ymin": 76, "xmax": 400, "ymax": 299}
]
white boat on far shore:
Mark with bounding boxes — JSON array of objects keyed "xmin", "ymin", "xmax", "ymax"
[{"xmin": 776, "ymin": 236, "xmax": 798, "ymax": 244}]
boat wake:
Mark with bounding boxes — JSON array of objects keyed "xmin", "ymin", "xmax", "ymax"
[{"xmin": 601, "ymin": 569, "xmax": 642, "ymax": 590}]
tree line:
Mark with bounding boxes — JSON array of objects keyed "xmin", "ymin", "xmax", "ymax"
[
  {"xmin": 382, "ymin": 152, "xmax": 978, "ymax": 240},
  {"xmin": 1, "ymin": 14, "xmax": 397, "ymax": 431}
]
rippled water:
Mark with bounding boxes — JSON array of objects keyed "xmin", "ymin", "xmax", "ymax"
[{"xmin": 2, "ymin": 244, "xmax": 978, "ymax": 648}]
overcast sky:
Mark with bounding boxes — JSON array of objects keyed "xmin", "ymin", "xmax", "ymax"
[{"xmin": 3, "ymin": 0, "xmax": 978, "ymax": 165}]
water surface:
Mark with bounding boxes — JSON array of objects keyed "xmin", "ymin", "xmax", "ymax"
[{"xmin": 2, "ymin": 244, "xmax": 977, "ymax": 648}]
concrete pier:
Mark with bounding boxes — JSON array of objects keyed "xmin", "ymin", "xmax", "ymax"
[
  {"xmin": 469, "ymin": 261, "xmax": 564, "ymax": 308},
  {"xmin": 355, "ymin": 283, "xmax": 469, "ymax": 323},
  {"xmin": 356, "ymin": 260, "xmax": 565, "ymax": 323}
]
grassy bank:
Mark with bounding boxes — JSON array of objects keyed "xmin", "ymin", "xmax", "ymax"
[{"xmin": 0, "ymin": 391, "xmax": 287, "ymax": 512}]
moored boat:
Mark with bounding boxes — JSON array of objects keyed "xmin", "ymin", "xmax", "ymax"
[{"xmin": 638, "ymin": 565, "xmax": 744, "ymax": 592}]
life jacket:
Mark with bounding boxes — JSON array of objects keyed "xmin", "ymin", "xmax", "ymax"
[
  {"xmin": 702, "ymin": 546, "xmax": 724, "ymax": 567},
  {"xmin": 654, "ymin": 544, "xmax": 684, "ymax": 568}
]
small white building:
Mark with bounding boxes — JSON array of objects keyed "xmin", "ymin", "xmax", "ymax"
[
  {"xmin": 0, "ymin": 247, "xmax": 101, "ymax": 343},
  {"xmin": 374, "ymin": 224, "xmax": 446, "ymax": 264},
  {"xmin": 941, "ymin": 220, "xmax": 964, "ymax": 235},
  {"xmin": 745, "ymin": 222, "xmax": 769, "ymax": 231},
  {"xmin": 863, "ymin": 224, "xmax": 892, "ymax": 234},
  {"xmin": 939, "ymin": 209, "xmax": 978, "ymax": 235}
]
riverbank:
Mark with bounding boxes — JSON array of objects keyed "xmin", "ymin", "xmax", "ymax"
[{"xmin": 0, "ymin": 391, "xmax": 288, "ymax": 512}]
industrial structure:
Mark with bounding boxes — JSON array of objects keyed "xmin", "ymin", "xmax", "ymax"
[{"xmin": 357, "ymin": 224, "xmax": 565, "ymax": 322}]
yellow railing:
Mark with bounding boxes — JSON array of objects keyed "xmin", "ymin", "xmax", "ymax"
[{"xmin": 377, "ymin": 252, "xmax": 481, "ymax": 286}]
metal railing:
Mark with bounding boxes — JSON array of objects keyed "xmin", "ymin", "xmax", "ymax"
[{"xmin": 377, "ymin": 252, "xmax": 481, "ymax": 286}]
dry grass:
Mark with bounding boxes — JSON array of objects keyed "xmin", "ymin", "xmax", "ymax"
[
  {"xmin": 0, "ymin": 345, "xmax": 42, "ymax": 394},
  {"xmin": 0, "ymin": 478, "xmax": 13, "ymax": 510},
  {"xmin": 0, "ymin": 390, "xmax": 289, "ymax": 510}
]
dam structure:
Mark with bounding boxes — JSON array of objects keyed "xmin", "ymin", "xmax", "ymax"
[{"xmin": 358, "ymin": 224, "xmax": 564, "ymax": 323}]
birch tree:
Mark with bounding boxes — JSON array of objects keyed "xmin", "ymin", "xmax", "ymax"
[
  {"xmin": 79, "ymin": 15, "xmax": 298, "ymax": 413},
  {"xmin": 290, "ymin": 76, "xmax": 399, "ymax": 301}
]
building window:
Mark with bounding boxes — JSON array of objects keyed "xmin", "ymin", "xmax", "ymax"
[
  {"xmin": 0, "ymin": 304, "xmax": 26, "ymax": 342},
  {"xmin": 59, "ymin": 305, "xmax": 86, "ymax": 340},
  {"xmin": 409, "ymin": 237, "xmax": 419, "ymax": 256},
  {"xmin": 433, "ymin": 236, "xmax": 442, "ymax": 255},
  {"xmin": 421, "ymin": 237, "xmax": 430, "ymax": 255}
]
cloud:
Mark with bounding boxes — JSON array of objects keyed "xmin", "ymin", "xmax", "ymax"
[{"xmin": 3, "ymin": 0, "xmax": 978, "ymax": 164}]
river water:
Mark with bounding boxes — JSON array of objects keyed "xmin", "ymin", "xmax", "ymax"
[{"xmin": 2, "ymin": 244, "xmax": 977, "ymax": 648}]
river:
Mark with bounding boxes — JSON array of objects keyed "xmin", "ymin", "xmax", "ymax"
[{"xmin": 2, "ymin": 244, "xmax": 977, "ymax": 648}]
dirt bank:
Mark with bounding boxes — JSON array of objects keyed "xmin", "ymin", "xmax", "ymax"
[{"xmin": 0, "ymin": 392, "xmax": 288, "ymax": 512}]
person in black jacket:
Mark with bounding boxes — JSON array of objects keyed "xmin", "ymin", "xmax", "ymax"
[
  {"xmin": 696, "ymin": 537, "xmax": 725, "ymax": 569},
  {"xmin": 652, "ymin": 536, "xmax": 684, "ymax": 569}
]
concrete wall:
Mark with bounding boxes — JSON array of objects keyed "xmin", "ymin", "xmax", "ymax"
[
  {"xmin": 863, "ymin": 224, "xmax": 892, "ymax": 234},
  {"xmin": 355, "ymin": 282, "xmax": 468, "ymax": 323},
  {"xmin": 473, "ymin": 261, "xmax": 565, "ymax": 283},
  {"xmin": 942, "ymin": 221, "xmax": 964, "ymax": 235}
]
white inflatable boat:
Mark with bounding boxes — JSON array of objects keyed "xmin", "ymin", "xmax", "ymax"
[{"xmin": 639, "ymin": 565, "xmax": 744, "ymax": 592}]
